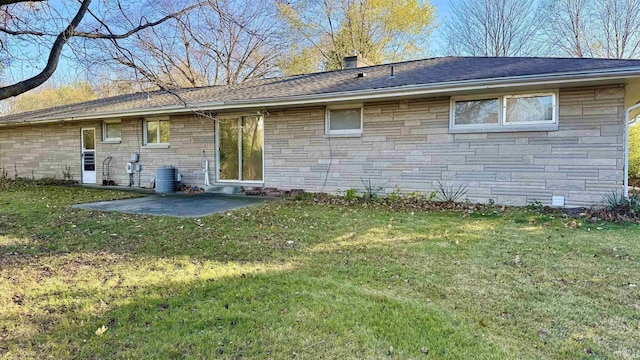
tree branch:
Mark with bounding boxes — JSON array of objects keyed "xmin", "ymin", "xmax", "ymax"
[
  {"xmin": 71, "ymin": 2, "xmax": 205, "ymax": 40},
  {"xmin": 0, "ymin": 0, "xmax": 91, "ymax": 100},
  {"xmin": 0, "ymin": 26, "xmax": 47, "ymax": 36},
  {"xmin": 0, "ymin": 0, "xmax": 45, "ymax": 6}
]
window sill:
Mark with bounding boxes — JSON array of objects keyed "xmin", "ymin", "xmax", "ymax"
[
  {"xmin": 449, "ymin": 124, "xmax": 558, "ymax": 134},
  {"xmin": 102, "ymin": 139, "xmax": 121, "ymax": 144},
  {"xmin": 324, "ymin": 132, "xmax": 362, "ymax": 138},
  {"xmin": 143, "ymin": 144, "xmax": 170, "ymax": 149}
]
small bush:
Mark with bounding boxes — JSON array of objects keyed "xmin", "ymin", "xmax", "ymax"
[
  {"xmin": 294, "ymin": 191, "xmax": 313, "ymax": 201},
  {"xmin": 435, "ymin": 181, "xmax": 468, "ymax": 202},
  {"xmin": 343, "ymin": 188, "xmax": 359, "ymax": 201},
  {"xmin": 604, "ymin": 190, "xmax": 626, "ymax": 210},
  {"xmin": 527, "ymin": 200, "xmax": 544, "ymax": 210},
  {"xmin": 600, "ymin": 190, "xmax": 640, "ymax": 218},
  {"xmin": 62, "ymin": 165, "xmax": 74, "ymax": 181},
  {"xmin": 360, "ymin": 178, "xmax": 386, "ymax": 201},
  {"xmin": 386, "ymin": 186, "xmax": 402, "ymax": 202}
]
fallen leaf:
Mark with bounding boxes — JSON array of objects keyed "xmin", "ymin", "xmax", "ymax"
[{"xmin": 95, "ymin": 325, "xmax": 107, "ymax": 336}]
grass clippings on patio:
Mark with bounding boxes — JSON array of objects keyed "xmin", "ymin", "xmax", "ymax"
[{"xmin": 0, "ymin": 186, "xmax": 639, "ymax": 359}]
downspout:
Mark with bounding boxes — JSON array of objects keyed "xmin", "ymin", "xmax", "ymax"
[{"xmin": 624, "ymin": 102, "xmax": 640, "ymax": 198}]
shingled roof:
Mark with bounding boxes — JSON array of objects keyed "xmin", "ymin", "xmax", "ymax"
[{"xmin": 3, "ymin": 56, "xmax": 640, "ymax": 125}]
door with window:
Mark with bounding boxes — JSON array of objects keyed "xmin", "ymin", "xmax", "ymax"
[
  {"xmin": 217, "ymin": 116, "xmax": 263, "ymax": 182},
  {"xmin": 81, "ymin": 128, "xmax": 96, "ymax": 184}
]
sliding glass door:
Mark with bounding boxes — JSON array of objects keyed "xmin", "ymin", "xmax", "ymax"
[{"xmin": 217, "ymin": 116, "xmax": 263, "ymax": 182}]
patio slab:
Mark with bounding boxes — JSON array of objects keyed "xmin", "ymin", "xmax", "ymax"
[{"xmin": 73, "ymin": 193, "xmax": 267, "ymax": 218}]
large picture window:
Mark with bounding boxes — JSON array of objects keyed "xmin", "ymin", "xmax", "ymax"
[
  {"xmin": 450, "ymin": 92, "xmax": 557, "ymax": 132},
  {"xmin": 144, "ymin": 117, "xmax": 170, "ymax": 145}
]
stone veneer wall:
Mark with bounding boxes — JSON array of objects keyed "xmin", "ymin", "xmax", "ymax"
[
  {"xmin": 263, "ymin": 85, "xmax": 626, "ymax": 207},
  {"xmin": 0, "ymin": 84, "xmax": 626, "ymax": 207},
  {"xmin": 0, "ymin": 115, "xmax": 216, "ymax": 188}
]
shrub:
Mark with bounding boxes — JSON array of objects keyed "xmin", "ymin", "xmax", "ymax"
[
  {"xmin": 435, "ymin": 181, "xmax": 468, "ymax": 202},
  {"xmin": 360, "ymin": 178, "xmax": 386, "ymax": 201},
  {"xmin": 344, "ymin": 188, "xmax": 359, "ymax": 201},
  {"xmin": 603, "ymin": 190, "xmax": 627, "ymax": 210},
  {"xmin": 602, "ymin": 190, "xmax": 640, "ymax": 217}
]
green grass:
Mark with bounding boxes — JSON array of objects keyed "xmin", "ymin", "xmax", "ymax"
[{"xmin": 1, "ymin": 186, "xmax": 639, "ymax": 359}]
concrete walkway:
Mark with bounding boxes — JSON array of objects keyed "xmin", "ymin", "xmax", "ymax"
[{"xmin": 73, "ymin": 193, "xmax": 267, "ymax": 218}]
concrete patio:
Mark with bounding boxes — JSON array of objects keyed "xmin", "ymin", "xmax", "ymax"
[{"xmin": 73, "ymin": 193, "xmax": 267, "ymax": 218}]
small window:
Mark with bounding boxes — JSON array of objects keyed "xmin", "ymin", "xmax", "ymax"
[
  {"xmin": 326, "ymin": 106, "xmax": 363, "ymax": 136},
  {"xmin": 504, "ymin": 94, "xmax": 555, "ymax": 124},
  {"xmin": 450, "ymin": 92, "xmax": 557, "ymax": 132},
  {"xmin": 102, "ymin": 120, "xmax": 121, "ymax": 142},
  {"xmin": 145, "ymin": 118, "xmax": 170, "ymax": 145}
]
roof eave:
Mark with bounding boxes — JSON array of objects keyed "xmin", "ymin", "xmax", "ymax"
[{"xmin": 4, "ymin": 67, "xmax": 640, "ymax": 127}]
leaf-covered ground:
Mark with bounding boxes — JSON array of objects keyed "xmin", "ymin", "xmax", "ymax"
[{"xmin": 0, "ymin": 186, "xmax": 639, "ymax": 359}]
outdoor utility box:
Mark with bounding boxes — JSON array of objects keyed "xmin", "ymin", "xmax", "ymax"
[
  {"xmin": 130, "ymin": 152, "xmax": 139, "ymax": 163},
  {"xmin": 552, "ymin": 196, "xmax": 565, "ymax": 207},
  {"xmin": 155, "ymin": 166, "xmax": 177, "ymax": 193},
  {"xmin": 126, "ymin": 163, "xmax": 134, "ymax": 174}
]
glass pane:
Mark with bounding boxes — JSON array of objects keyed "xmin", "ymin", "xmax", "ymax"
[
  {"xmin": 454, "ymin": 99, "xmax": 499, "ymax": 125},
  {"xmin": 147, "ymin": 121, "xmax": 158, "ymax": 144},
  {"xmin": 83, "ymin": 129, "xmax": 95, "ymax": 150},
  {"xmin": 329, "ymin": 108, "xmax": 361, "ymax": 131},
  {"xmin": 159, "ymin": 120, "xmax": 170, "ymax": 143},
  {"xmin": 242, "ymin": 116, "xmax": 263, "ymax": 181},
  {"xmin": 506, "ymin": 95, "xmax": 554, "ymax": 123},
  {"xmin": 105, "ymin": 122, "xmax": 121, "ymax": 139},
  {"xmin": 219, "ymin": 119, "xmax": 239, "ymax": 180}
]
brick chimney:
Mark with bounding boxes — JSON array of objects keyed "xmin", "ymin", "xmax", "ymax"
[{"xmin": 344, "ymin": 53, "xmax": 373, "ymax": 69}]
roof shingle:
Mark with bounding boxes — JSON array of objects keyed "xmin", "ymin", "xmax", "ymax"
[{"xmin": 3, "ymin": 56, "xmax": 640, "ymax": 124}]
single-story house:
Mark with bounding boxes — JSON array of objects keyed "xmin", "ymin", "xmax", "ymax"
[{"xmin": 2, "ymin": 56, "xmax": 640, "ymax": 207}]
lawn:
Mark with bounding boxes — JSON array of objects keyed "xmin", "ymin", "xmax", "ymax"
[{"xmin": 0, "ymin": 186, "xmax": 639, "ymax": 359}]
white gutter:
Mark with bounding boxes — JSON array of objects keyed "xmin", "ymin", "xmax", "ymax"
[
  {"xmin": 624, "ymin": 103, "xmax": 640, "ymax": 198},
  {"xmin": 5, "ymin": 66, "xmax": 640, "ymax": 127}
]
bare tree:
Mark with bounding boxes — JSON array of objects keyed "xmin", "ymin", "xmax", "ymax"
[
  {"xmin": 0, "ymin": 0, "xmax": 203, "ymax": 100},
  {"xmin": 444, "ymin": 0, "xmax": 542, "ymax": 57},
  {"xmin": 541, "ymin": 0, "xmax": 591, "ymax": 57},
  {"xmin": 80, "ymin": 0, "xmax": 283, "ymax": 89},
  {"xmin": 543, "ymin": 0, "xmax": 640, "ymax": 59},
  {"xmin": 595, "ymin": 0, "xmax": 640, "ymax": 58}
]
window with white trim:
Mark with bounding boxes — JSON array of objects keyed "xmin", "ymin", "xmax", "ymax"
[
  {"xmin": 102, "ymin": 120, "xmax": 121, "ymax": 142},
  {"xmin": 451, "ymin": 92, "xmax": 557, "ymax": 132},
  {"xmin": 144, "ymin": 117, "xmax": 170, "ymax": 145},
  {"xmin": 326, "ymin": 106, "xmax": 363, "ymax": 136},
  {"xmin": 504, "ymin": 94, "xmax": 555, "ymax": 124},
  {"xmin": 454, "ymin": 98, "xmax": 499, "ymax": 126}
]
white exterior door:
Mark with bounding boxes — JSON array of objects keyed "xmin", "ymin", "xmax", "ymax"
[{"xmin": 81, "ymin": 128, "xmax": 96, "ymax": 184}]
